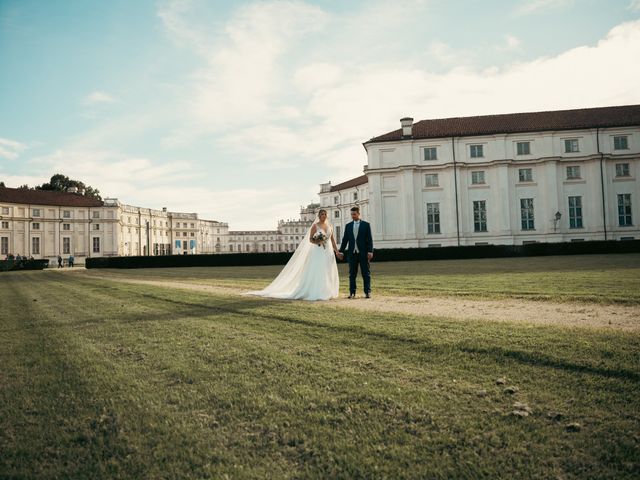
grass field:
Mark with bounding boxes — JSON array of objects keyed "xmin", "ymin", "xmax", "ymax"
[{"xmin": 1, "ymin": 255, "xmax": 639, "ymax": 478}]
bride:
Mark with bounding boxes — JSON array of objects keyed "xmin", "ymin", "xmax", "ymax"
[{"xmin": 247, "ymin": 209, "xmax": 340, "ymax": 301}]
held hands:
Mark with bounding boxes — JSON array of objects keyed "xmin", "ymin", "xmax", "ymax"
[
  {"xmin": 335, "ymin": 251, "xmax": 344, "ymax": 260},
  {"xmin": 367, "ymin": 252, "xmax": 374, "ymax": 261}
]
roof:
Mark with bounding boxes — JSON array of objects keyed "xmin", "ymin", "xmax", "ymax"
[
  {"xmin": 366, "ymin": 104, "xmax": 640, "ymax": 144},
  {"xmin": 0, "ymin": 187, "xmax": 104, "ymax": 207},
  {"xmin": 330, "ymin": 174, "xmax": 368, "ymax": 192}
]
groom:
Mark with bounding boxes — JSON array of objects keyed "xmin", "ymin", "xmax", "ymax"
[{"xmin": 338, "ymin": 206, "xmax": 373, "ymax": 299}]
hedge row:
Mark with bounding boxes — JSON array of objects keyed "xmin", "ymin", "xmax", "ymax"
[
  {"xmin": 85, "ymin": 239, "xmax": 640, "ymax": 269},
  {"xmin": 0, "ymin": 259, "xmax": 50, "ymax": 272}
]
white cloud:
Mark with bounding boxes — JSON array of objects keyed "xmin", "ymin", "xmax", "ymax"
[
  {"xmin": 160, "ymin": 0, "xmax": 328, "ymax": 139},
  {"xmin": 24, "ymin": 148, "xmax": 299, "ymax": 229},
  {"xmin": 497, "ymin": 34, "xmax": 522, "ymax": 52},
  {"xmin": 83, "ymin": 91, "xmax": 117, "ymax": 106},
  {"xmin": 514, "ymin": 0, "xmax": 574, "ymax": 16},
  {"xmin": 0, "ymin": 138, "xmax": 27, "ymax": 160}
]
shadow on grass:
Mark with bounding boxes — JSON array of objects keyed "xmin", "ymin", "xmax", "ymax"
[{"xmin": 125, "ymin": 291, "xmax": 640, "ymax": 384}]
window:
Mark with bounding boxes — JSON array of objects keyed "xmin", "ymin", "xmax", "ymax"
[
  {"xmin": 93, "ymin": 224, "xmax": 100, "ymax": 230},
  {"xmin": 520, "ymin": 198, "xmax": 535, "ymax": 230},
  {"xmin": 32, "ymin": 209, "xmax": 41, "ymax": 217},
  {"xmin": 183, "ymin": 223, "xmax": 188, "ymax": 228},
  {"xmin": 566, "ymin": 166, "xmax": 581, "ymax": 179},
  {"xmin": 334, "ymin": 196, "xmax": 339, "ymax": 204},
  {"xmin": 425, "ymin": 174, "xmax": 439, "ymax": 187},
  {"xmin": 471, "ymin": 171, "xmax": 485, "ymax": 185},
  {"xmin": 616, "ymin": 163, "xmax": 630, "ymax": 177},
  {"xmin": 426, "ymin": 203, "xmax": 440, "ymax": 234},
  {"xmin": 92, "ymin": 211, "xmax": 100, "ymax": 219},
  {"xmin": 32, "ymin": 223, "xmax": 40, "ymax": 230},
  {"xmin": 424, "ymin": 147, "xmax": 437, "ymax": 161},
  {"xmin": 564, "ymin": 139, "xmax": 579, "ymax": 153},
  {"xmin": 190, "ymin": 223, "xmax": 195, "ymax": 228},
  {"xmin": 1, "ymin": 237, "xmax": 8, "ymax": 255},
  {"xmin": 190, "ymin": 232, "xmax": 195, "ymax": 237},
  {"xmin": 63, "ymin": 237, "xmax": 71, "ymax": 254},
  {"xmin": 470, "ymin": 144, "xmax": 484, "ymax": 158},
  {"xmin": 614, "ymin": 136, "xmax": 628, "ymax": 150},
  {"xmin": 63, "ymin": 223, "xmax": 70, "ymax": 231},
  {"xmin": 1, "ymin": 207, "xmax": 9, "ymax": 215},
  {"xmin": 517, "ymin": 142, "xmax": 530, "ymax": 155},
  {"xmin": 1, "ymin": 221, "xmax": 8, "ymax": 229},
  {"xmin": 618, "ymin": 194, "xmax": 632, "ymax": 226},
  {"xmin": 353, "ymin": 192, "xmax": 358, "ymax": 201},
  {"xmin": 568, "ymin": 196, "xmax": 583, "ymax": 229},
  {"xmin": 473, "ymin": 201, "xmax": 487, "ymax": 232},
  {"xmin": 63, "ymin": 210, "xmax": 71, "ymax": 218},
  {"xmin": 518, "ymin": 168, "xmax": 533, "ymax": 182},
  {"xmin": 183, "ymin": 232, "xmax": 187, "ymax": 237},
  {"xmin": 334, "ymin": 210, "xmax": 340, "ymax": 218},
  {"xmin": 32, "ymin": 237, "xmax": 40, "ymax": 254},
  {"xmin": 92, "ymin": 237, "xmax": 100, "ymax": 252}
]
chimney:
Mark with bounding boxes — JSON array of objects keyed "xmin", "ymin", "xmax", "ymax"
[
  {"xmin": 162, "ymin": 207, "xmax": 167, "ymax": 212},
  {"xmin": 400, "ymin": 117, "xmax": 413, "ymax": 138}
]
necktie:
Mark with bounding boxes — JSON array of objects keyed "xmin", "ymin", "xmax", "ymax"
[{"xmin": 353, "ymin": 222, "xmax": 360, "ymax": 253}]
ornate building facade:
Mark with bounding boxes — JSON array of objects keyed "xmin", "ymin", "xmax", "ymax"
[
  {"xmin": 0, "ymin": 188, "xmax": 229, "ymax": 263},
  {"xmin": 362, "ymin": 105, "xmax": 640, "ymax": 248}
]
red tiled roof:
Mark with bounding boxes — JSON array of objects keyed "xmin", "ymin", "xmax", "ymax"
[
  {"xmin": 366, "ymin": 104, "xmax": 640, "ymax": 144},
  {"xmin": 0, "ymin": 187, "xmax": 104, "ymax": 207},
  {"xmin": 330, "ymin": 174, "xmax": 368, "ymax": 191}
]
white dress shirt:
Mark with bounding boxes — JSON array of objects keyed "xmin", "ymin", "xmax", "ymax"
[{"xmin": 353, "ymin": 220, "xmax": 360, "ymax": 253}]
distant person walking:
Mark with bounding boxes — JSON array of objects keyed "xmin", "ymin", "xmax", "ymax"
[
  {"xmin": 68, "ymin": 255, "xmax": 74, "ymax": 268},
  {"xmin": 57, "ymin": 255, "xmax": 63, "ymax": 268}
]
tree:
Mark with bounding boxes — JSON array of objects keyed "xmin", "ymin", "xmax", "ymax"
[
  {"xmin": 0, "ymin": 181, "xmax": 5, "ymax": 187},
  {"xmin": 36, "ymin": 174, "xmax": 102, "ymax": 200}
]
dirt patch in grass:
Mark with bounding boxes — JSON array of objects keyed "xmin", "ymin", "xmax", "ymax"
[{"xmin": 85, "ymin": 275, "xmax": 640, "ymax": 332}]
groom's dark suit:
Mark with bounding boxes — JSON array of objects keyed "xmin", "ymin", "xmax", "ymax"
[{"xmin": 339, "ymin": 219, "xmax": 373, "ymax": 295}]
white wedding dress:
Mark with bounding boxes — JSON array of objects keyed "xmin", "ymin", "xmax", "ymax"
[{"xmin": 247, "ymin": 223, "xmax": 339, "ymax": 301}]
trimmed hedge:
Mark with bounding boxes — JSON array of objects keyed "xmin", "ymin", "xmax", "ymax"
[
  {"xmin": 0, "ymin": 259, "xmax": 50, "ymax": 272},
  {"xmin": 85, "ymin": 239, "xmax": 640, "ymax": 269}
]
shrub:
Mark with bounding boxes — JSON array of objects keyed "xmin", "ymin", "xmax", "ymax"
[{"xmin": 85, "ymin": 240, "xmax": 640, "ymax": 269}]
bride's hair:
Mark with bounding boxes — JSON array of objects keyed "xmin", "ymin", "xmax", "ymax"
[{"xmin": 318, "ymin": 209, "xmax": 327, "ymax": 216}]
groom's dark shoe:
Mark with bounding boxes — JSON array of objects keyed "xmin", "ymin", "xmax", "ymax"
[
  {"xmin": 365, "ymin": 292, "xmax": 371, "ymax": 299},
  {"xmin": 348, "ymin": 293, "xmax": 356, "ymax": 299}
]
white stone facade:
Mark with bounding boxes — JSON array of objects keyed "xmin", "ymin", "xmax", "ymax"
[
  {"xmin": 0, "ymin": 201, "xmax": 120, "ymax": 261},
  {"xmin": 0, "ymin": 190, "xmax": 229, "ymax": 264},
  {"xmin": 116, "ymin": 202, "xmax": 229, "ymax": 256},
  {"xmin": 364, "ymin": 112, "xmax": 640, "ymax": 248}
]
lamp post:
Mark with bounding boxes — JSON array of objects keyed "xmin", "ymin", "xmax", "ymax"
[{"xmin": 553, "ymin": 211, "xmax": 562, "ymax": 232}]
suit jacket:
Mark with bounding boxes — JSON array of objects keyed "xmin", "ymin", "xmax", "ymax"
[{"xmin": 339, "ymin": 220, "xmax": 373, "ymax": 255}]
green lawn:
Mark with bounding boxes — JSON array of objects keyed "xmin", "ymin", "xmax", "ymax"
[
  {"xmin": 85, "ymin": 253, "xmax": 640, "ymax": 304},
  {"xmin": 1, "ymin": 262, "xmax": 639, "ymax": 479}
]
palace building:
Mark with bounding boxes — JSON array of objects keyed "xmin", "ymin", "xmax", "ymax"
[
  {"xmin": 0, "ymin": 187, "xmax": 229, "ymax": 263},
  {"xmin": 359, "ymin": 104, "xmax": 640, "ymax": 248}
]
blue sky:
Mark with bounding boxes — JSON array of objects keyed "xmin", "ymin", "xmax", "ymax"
[{"xmin": 1, "ymin": 0, "xmax": 640, "ymax": 229}]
